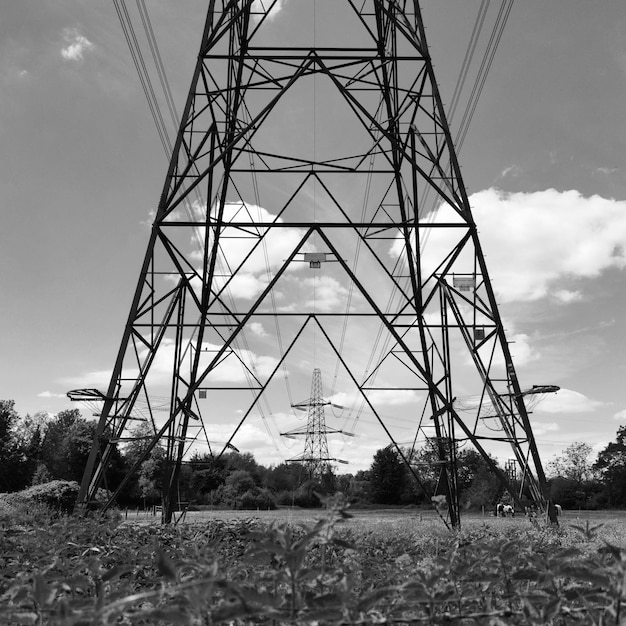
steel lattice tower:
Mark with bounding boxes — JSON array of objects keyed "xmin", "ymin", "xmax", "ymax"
[
  {"xmin": 74, "ymin": 0, "xmax": 556, "ymax": 526},
  {"xmin": 281, "ymin": 368, "xmax": 347, "ymax": 480}
]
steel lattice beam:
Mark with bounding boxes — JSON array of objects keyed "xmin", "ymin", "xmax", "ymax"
[{"xmin": 75, "ymin": 0, "xmax": 555, "ymax": 526}]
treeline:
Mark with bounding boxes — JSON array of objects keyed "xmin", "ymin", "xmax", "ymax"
[
  {"xmin": 2, "ymin": 399, "xmax": 626, "ymax": 510},
  {"xmin": 543, "ymin": 439, "xmax": 626, "ymax": 510}
]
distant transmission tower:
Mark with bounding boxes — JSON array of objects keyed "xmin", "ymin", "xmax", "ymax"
[
  {"xmin": 74, "ymin": 0, "xmax": 557, "ymax": 526},
  {"xmin": 281, "ymin": 368, "xmax": 349, "ymax": 480}
]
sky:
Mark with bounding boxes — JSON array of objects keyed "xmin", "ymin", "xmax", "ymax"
[{"xmin": 2, "ymin": 0, "xmax": 626, "ymax": 474}]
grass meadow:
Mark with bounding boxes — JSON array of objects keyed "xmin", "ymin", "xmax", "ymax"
[{"xmin": 3, "ymin": 496, "xmax": 626, "ymax": 624}]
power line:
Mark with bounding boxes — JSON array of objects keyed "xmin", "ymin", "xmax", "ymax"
[
  {"xmin": 455, "ymin": 0, "xmax": 515, "ymax": 152},
  {"xmin": 113, "ymin": 0, "xmax": 172, "ymax": 155}
]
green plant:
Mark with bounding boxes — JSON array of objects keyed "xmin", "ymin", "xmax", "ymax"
[
  {"xmin": 3, "ymin": 497, "xmax": 626, "ymax": 624},
  {"xmin": 0, "ymin": 480, "xmax": 79, "ymax": 515}
]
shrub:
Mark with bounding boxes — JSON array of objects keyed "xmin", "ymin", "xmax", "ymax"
[
  {"xmin": 1, "ymin": 480, "xmax": 79, "ymax": 514},
  {"xmin": 292, "ymin": 483, "xmax": 321, "ymax": 508},
  {"xmin": 0, "ymin": 495, "xmax": 58, "ymax": 527},
  {"xmin": 238, "ymin": 488, "xmax": 276, "ymax": 510},
  {"xmin": 275, "ymin": 489, "xmax": 296, "ymax": 506}
]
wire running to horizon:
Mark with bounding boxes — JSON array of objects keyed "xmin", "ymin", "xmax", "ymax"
[
  {"xmin": 113, "ymin": 0, "xmax": 172, "ymax": 156},
  {"xmin": 454, "ymin": 0, "xmax": 515, "ymax": 153}
]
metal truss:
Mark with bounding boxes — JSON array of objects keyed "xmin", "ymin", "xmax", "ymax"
[
  {"xmin": 281, "ymin": 367, "xmax": 349, "ymax": 479},
  {"xmin": 76, "ymin": 0, "xmax": 555, "ymax": 526}
]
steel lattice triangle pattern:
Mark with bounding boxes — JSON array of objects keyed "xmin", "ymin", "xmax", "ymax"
[{"xmin": 77, "ymin": 1, "xmax": 551, "ymax": 525}]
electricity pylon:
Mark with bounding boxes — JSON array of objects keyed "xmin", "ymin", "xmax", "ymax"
[
  {"xmin": 281, "ymin": 368, "xmax": 349, "ymax": 480},
  {"xmin": 75, "ymin": 0, "xmax": 556, "ymax": 526}
]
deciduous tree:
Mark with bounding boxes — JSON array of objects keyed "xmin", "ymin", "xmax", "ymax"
[
  {"xmin": 0, "ymin": 400, "xmax": 21, "ymax": 491},
  {"xmin": 595, "ymin": 426, "xmax": 626, "ymax": 507},
  {"xmin": 548, "ymin": 442, "xmax": 596, "ymax": 485},
  {"xmin": 137, "ymin": 445, "xmax": 167, "ymax": 503},
  {"xmin": 369, "ymin": 446, "xmax": 407, "ymax": 505}
]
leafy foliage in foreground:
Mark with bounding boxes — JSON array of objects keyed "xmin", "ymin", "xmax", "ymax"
[{"xmin": 2, "ymin": 496, "xmax": 626, "ymax": 624}]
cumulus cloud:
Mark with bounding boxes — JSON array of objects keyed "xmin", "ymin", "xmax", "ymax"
[
  {"xmin": 330, "ymin": 389, "xmax": 421, "ymax": 408},
  {"xmin": 138, "ymin": 338, "xmax": 279, "ymax": 385},
  {"xmin": 367, "ymin": 389, "xmax": 421, "ymax": 406},
  {"xmin": 249, "ymin": 322, "xmax": 268, "ymax": 337},
  {"xmin": 553, "ymin": 289, "xmax": 583, "ymax": 304},
  {"xmin": 470, "ymin": 189, "xmax": 626, "ymax": 302},
  {"xmin": 302, "ymin": 275, "xmax": 350, "ymax": 312},
  {"xmin": 528, "ymin": 420, "xmax": 559, "ymax": 437},
  {"xmin": 38, "ymin": 391, "xmax": 67, "ymax": 399},
  {"xmin": 494, "ymin": 319, "xmax": 541, "ymax": 367},
  {"xmin": 250, "ymin": 0, "xmax": 285, "ymax": 21},
  {"xmin": 61, "ymin": 28, "xmax": 94, "ymax": 62},
  {"xmin": 538, "ymin": 388, "xmax": 605, "ymax": 414},
  {"xmin": 595, "ymin": 167, "xmax": 617, "ymax": 176},
  {"xmin": 504, "ymin": 330, "xmax": 539, "ymax": 367},
  {"xmin": 191, "ymin": 420, "xmax": 284, "ymax": 463},
  {"xmin": 469, "ymin": 316, "xmax": 540, "ymax": 370},
  {"xmin": 61, "ymin": 337, "xmax": 278, "ymax": 392},
  {"xmin": 189, "ymin": 201, "xmax": 310, "ymax": 301},
  {"xmin": 392, "ymin": 189, "xmax": 626, "ymax": 304},
  {"xmin": 219, "ymin": 272, "xmax": 269, "ymax": 300},
  {"xmin": 59, "ymin": 369, "xmax": 117, "ymax": 389}
]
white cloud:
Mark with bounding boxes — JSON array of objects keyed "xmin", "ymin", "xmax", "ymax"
[
  {"xmin": 37, "ymin": 391, "xmax": 67, "ymax": 399},
  {"xmin": 193, "ymin": 418, "xmax": 295, "ymax": 466},
  {"xmin": 367, "ymin": 389, "xmax": 421, "ymax": 406},
  {"xmin": 302, "ymin": 275, "xmax": 350, "ymax": 312},
  {"xmin": 330, "ymin": 389, "xmax": 420, "ymax": 408},
  {"xmin": 189, "ymin": 201, "xmax": 310, "ymax": 301},
  {"xmin": 595, "ymin": 167, "xmax": 617, "ymax": 176},
  {"xmin": 61, "ymin": 29, "xmax": 94, "ymax": 62},
  {"xmin": 250, "ymin": 0, "xmax": 285, "ymax": 21},
  {"xmin": 591, "ymin": 441, "xmax": 608, "ymax": 458},
  {"xmin": 141, "ymin": 339, "xmax": 278, "ymax": 385},
  {"xmin": 553, "ymin": 289, "xmax": 583, "ymax": 304},
  {"xmin": 391, "ymin": 189, "xmax": 626, "ymax": 304},
  {"xmin": 249, "ymin": 322, "xmax": 268, "ymax": 337},
  {"xmin": 470, "ymin": 188, "xmax": 626, "ymax": 302},
  {"xmin": 529, "ymin": 420, "xmax": 559, "ymax": 437},
  {"xmin": 538, "ymin": 388, "xmax": 605, "ymax": 414},
  {"xmin": 472, "ymin": 316, "xmax": 540, "ymax": 369},
  {"xmin": 61, "ymin": 337, "xmax": 278, "ymax": 392},
  {"xmin": 59, "ymin": 369, "xmax": 118, "ymax": 389},
  {"xmin": 507, "ymin": 331, "xmax": 539, "ymax": 367},
  {"xmin": 613, "ymin": 409, "xmax": 626, "ymax": 421},
  {"xmin": 217, "ymin": 272, "xmax": 269, "ymax": 300}
]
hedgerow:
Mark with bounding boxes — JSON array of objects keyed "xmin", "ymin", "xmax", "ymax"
[{"xmin": 1, "ymin": 494, "xmax": 626, "ymax": 624}]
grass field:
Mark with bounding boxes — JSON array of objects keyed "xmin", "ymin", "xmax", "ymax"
[{"xmin": 121, "ymin": 505, "xmax": 626, "ymax": 545}]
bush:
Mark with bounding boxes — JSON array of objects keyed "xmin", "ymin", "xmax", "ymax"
[
  {"xmin": 1, "ymin": 480, "xmax": 79, "ymax": 514},
  {"xmin": 292, "ymin": 483, "xmax": 322, "ymax": 508},
  {"xmin": 238, "ymin": 488, "xmax": 276, "ymax": 510},
  {"xmin": 275, "ymin": 489, "xmax": 296, "ymax": 506},
  {"xmin": 0, "ymin": 496, "xmax": 59, "ymax": 527}
]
